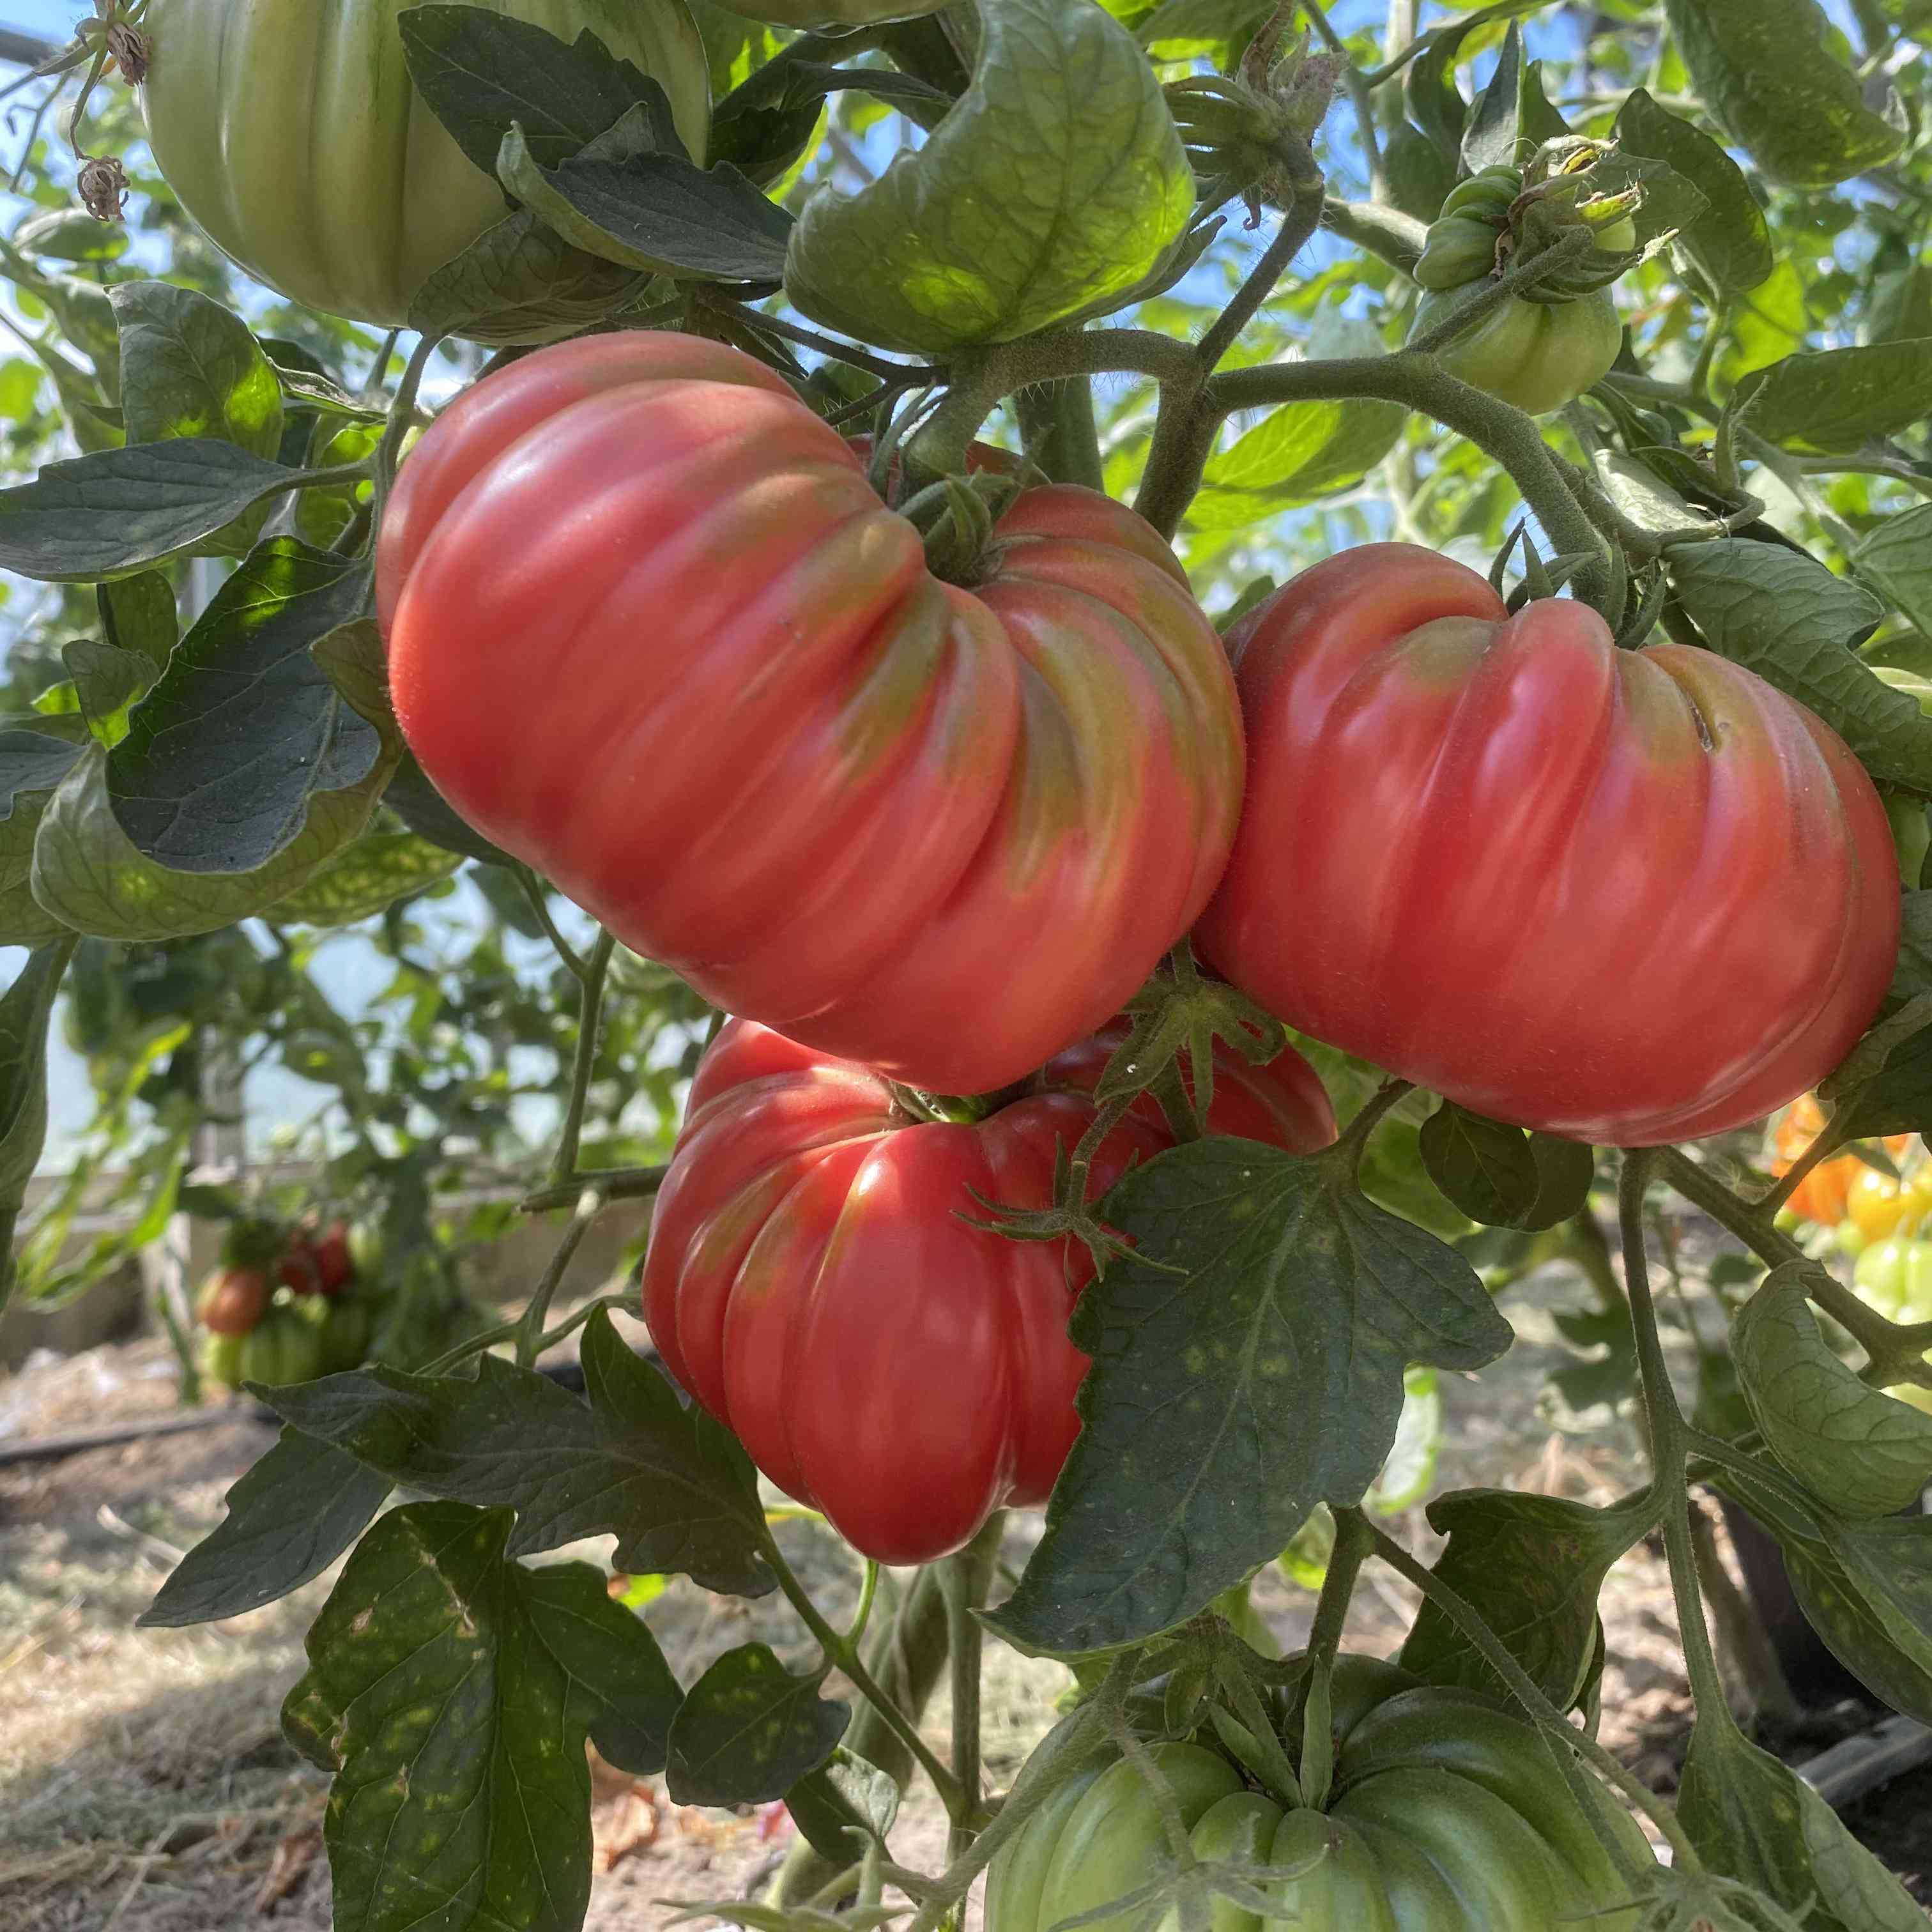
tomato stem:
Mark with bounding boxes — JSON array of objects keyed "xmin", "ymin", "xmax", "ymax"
[
  {"xmin": 942, "ymin": 1544, "xmax": 986, "ymax": 1863},
  {"xmin": 549, "ymin": 929, "xmax": 615, "ymax": 1188}
]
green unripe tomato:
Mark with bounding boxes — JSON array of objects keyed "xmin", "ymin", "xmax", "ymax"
[
  {"xmin": 1414, "ymin": 215, "xmax": 1503, "ymax": 289},
  {"xmin": 1837, "ymin": 1217, "xmax": 1870, "ymax": 1259},
  {"xmin": 238, "ymin": 1307, "xmax": 326, "ymax": 1388},
  {"xmin": 200, "ymin": 1330, "xmax": 245, "ymax": 1390},
  {"xmin": 1855, "ymin": 1236, "xmax": 1932, "ymax": 1318},
  {"xmin": 989, "ymin": 1745, "xmax": 1243, "ymax": 1932},
  {"xmin": 1595, "ymin": 213, "xmax": 1638, "ymax": 254},
  {"xmin": 1410, "ymin": 282, "xmax": 1623, "ymax": 414},
  {"xmin": 310, "ymin": 1294, "xmax": 374, "ymax": 1373},
  {"xmin": 1153, "ymin": 1792, "xmax": 1287, "ymax": 1932},
  {"xmin": 140, "ymin": 0, "xmax": 711, "ymax": 326}
]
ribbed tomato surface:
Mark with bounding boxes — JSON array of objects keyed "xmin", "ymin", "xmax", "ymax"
[
  {"xmin": 379, "ymin": 334, "xmax": 1248, "ymax": 1095},
  {"xmin": 639, "ymin": 1016, "xmax": 1335, "ymax": 1563},
  {"xmin": 1195, "ymin": 545, "xmax": 1898, "ymax": 1144}
]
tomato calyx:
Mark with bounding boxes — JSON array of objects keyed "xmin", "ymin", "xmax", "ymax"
[
  {"xmin": 1488, "ymin": 522, "xmax": 1602, "ymax": 613},
  {"xmin": 896, "ymin": 471, "xmax": 1023, "ymax": 585}
]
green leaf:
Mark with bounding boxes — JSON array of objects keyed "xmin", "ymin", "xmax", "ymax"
[
  {"xmin": 784, "ymin": 1750, "xmax": 900, "ymax": 1864},
  {"xmin": 398, "ymin": 3, "xmax": 688, "ymax": 174},
  {"xmin": 1397, "ymin": 1489, "xmax": 1652, "ymax": 1707},
  {"xmin": 1416, "ymin": 1102, "xmax": 1593, "ymax": 1232},
  {"xmin": 30, "ymin": 612, "xmax": 398, "ymax": 944},
  {"xmin": 498, "ymin": 118, "xmax": 793, "ymax": 284},
  {"xmin": 783, "ymin": 0, "xmax": 1193, "ymax": 353},
  {"xmin": 408, "ymin": 207, "xmax": 652, "ymax": 345},
  {"xmin": 258, "ymin": 1308, "xmax": 776, "ymax": 1597},
  {"xmin": 104, "ymin": 541, "xmax": 385, "ymax": 875},
  {"xmin": 0, "ymin": 938, "xmax": 72, "ymax": 1317},
  {"xmin": 15, "ymin": 206, "xmax": 130, "ymax": 264},
  {"xmin": 1733, "ymin": 1264, "xmax": 1932, "ymax": 1519},
  {"xmin": 0, "ymin": 724, "xmax": 85, "ymax": 946},
  {"xmin": 110, "ymin": 282, "xmax": 283, "ymax": 459},
  {"xmin": 1712, "ymin": 1462, "xmax": 1932, "ymax": 1726},
  {"xmin": 98, "ymin": 572, "xmax": 180, "ymax": 670},
  {"xmin": 61, "ymin": 641, "xmax": 155, "ymax": 745},
  {"xmin": 989, "ymin": 1138, "xmax": 1511, "ymax": 1653},
  {"xmin": 1678, "ymin": 1709, "xmax": 1924, "ymax": 1931},
  {"xmin": 1857, "ymin": 505, "xmax": 1932, "ymax": 636},
  {"xmin": 1731, "ymin": 341, "xmax": 1932, "ymax": 456},
  {"xmin": 139, "ymin": 1427, "xmax": 393, "ymax": 1627},
  {"xmin": 1402, "ymin": 0, "xmax": 1547, "ymax": 164},
  {"xmin": 1819, "ymin": 995, "xmax": 1932, "ymax": 1140},
  {"xmin": 0, "ymin": 726, "xmax": 85, "ymax": 821},
  {"xmin": 1516, "ymin": 59, "xmax": 1571, "ymax": 150},
  {"xmin": 1662, "ymin": 0, "xmax": 1905, "ymax": 189},
  {"xmin": 1612, "ymin": 88, "xmax": 1770, "ymax": 297},
  {"xmin": 664, "ymin": 1643, "xmax": 847, "ymax": 1807},
  {"xmin": 1663, "ymin": 540, "xmax": 1932, "ymax": 793},
  {"xmin": 0, "ymin": 440, "xmax": 298, "ymax": 583},
  {"xmin": 268, "ymin": 829, "xmax": 464, "ymax": 927},
  {"xmin": 1460, "ymin": 20, "xmax": 1521, "ymax": 175},
  {"xmin": 284, "ymin": 1501, "xmax": 683, "ymax": 1932}
]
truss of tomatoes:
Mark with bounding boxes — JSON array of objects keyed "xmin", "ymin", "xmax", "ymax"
[{"xmin": 381, "ymin": 339, "xmax": 1899, "ymax": 1559}]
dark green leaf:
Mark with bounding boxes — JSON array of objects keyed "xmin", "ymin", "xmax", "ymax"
[
  {"xmin": 1733, "ymin": 1264, "xmax": 1932, "ymax": 1519},
  {"xmin": 1397, "ymin": 1489, "xmax": 1652, "ymax": 1706},
  {"xmin": 785, "ymin": 1750, "xmax": 900, "ymax": 1864},
  {"xmin": 1400, "ymin": 1, "xmax": 1549, "ymax": 163},
  {"xmin": 1516, "ymin": 59, "xmax": 1572, "ymax": 148},
  {"xmin": 398, "ymin": 3, "xmax": 688, "ymax": 175},
  {"xmin": 499, "ymin": 120, "xmax": 793, "ymax": 284},
  {"xmin": 785, "ymin": 0, "xmax": 1194, "ymax": 353},
  {"xmin": 1820, "ymin": 996, "xmax": 1932, "ymax": 1140},
  {"xmin": 111, "ymin": 282, "xmax": 284, "ymax": 459},
  {"xmin": 15, "ymin": 206, "xmax": 129, "ymax": 263},
  {"xmin": 259, "ymin": 1308, "xmax": 775, "ymax": 1597},
  {"xmin": 1896, "ymin": 894, "xmax": 1932, "ymax": 1006},
  {"xmin": 1664, "ymin": 541, "xmax": 1932, "ymax": 792},
  {"xmin": 0, "ymin": 938, "xmax": 71, "ymax": 1316},
  {"xmin": 106, "ymin": 540, "xmax": 382, "ymax": 875},
  {"xmin": 1460, "ymin": 20, "xmax": 1522, "ymax": 175},
  {"xmin": 0, "ymin": 440, "xmax": 297, "ymax": 583},
  {"xmin": 284, "ymin": 1501, "xmax": 682, "ymax": 1932},
  {"xmin": 1731, "ymin": 341, "xmax": 1932, "ymax": 456},
  {"xmin": 990, "ymin": 1138, "xmax": 1511, "ymax": 1653},
  {"xmin": 1662, "ymin": 0, "xmax": 1905, "ymax": 188},
  {"xmin": 140, "ymin": 1427, "xmax": 392, "ymax": 1627},
  {"xmin": 98, "ymin": 572, "xmax": 180, "ymax": 670},
  {"xmin": 407, "ymin": 206, "xmax": 652, "ymax": 346},
  {"xmin": 0, "ymin": 727, "xmax": 84, "ymax": 820},
  {"xmin": 1549, "ymin": 1303, "xmax": 1639, "ymax": 1413},
  {"xmin": 1678, "ymin": 1709, "xmax": 1924, "ymax": 1931},
  {"xmin": 1613, "ymin": 88, "xmax": 1770, "ymax": 296},
  {"xmin": 1382, "ymin": 121, "xmax": 1456, "ymax": 223},
  {"xmin": 1857, "ymin": 505, "xmax": 1932, "ymax": 636},
  {"xmin": 1417, "ymin": 1103, "xmax": 1594, "ymax": 1232},
  {"xmin": 665, "ymin": 1643, "xmax": 847, "ymax": 1807},
  {"xmin": 1711, "ymin": 1462, "xmax": 1932, "ymax": 1726}
]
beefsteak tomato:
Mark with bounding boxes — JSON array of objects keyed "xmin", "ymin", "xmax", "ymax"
[
  {"xmin": 639, "ymin": 1015, "xmax": 1335, "ymax": 1563},
  {"xmin": 139, "ymin": 0, "xmax": 710, "ymax": 325},
  {"xmin": 986, "ymin": 1655, "xmax": 1652, "ymax": 1931},
  {"xmin": 195, "ymin": 1265, "xmax": 269, "ymax": 1337},
  {"xmin": 379, "ymin": 333, "xmax": 1248, "ymax": 1095},
  {"xmin": 1195, "ymin": 546, "xmax": 1899, "ymax": 1144}
]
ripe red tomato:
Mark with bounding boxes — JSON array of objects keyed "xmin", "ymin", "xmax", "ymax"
[
  {"xmin": 279, "ymin": 1222, "xmax": 355, "ymax": 1296},
  {"xmin": 195, "ymin": 1266, "xmax": 269, "ymax": 1338},
  {"xmin": 378, "ymin": 334, "xmax": 1246, "ymax": 1096},
  {"xmin": 1195, "ymin": 545, "xmax": 1899, "ymax": 1145},
  {"xmin": 640, "ymin": 1016, "xmax": 1336, "ymax": 1563}
]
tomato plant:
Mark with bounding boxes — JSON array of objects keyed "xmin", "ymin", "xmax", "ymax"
[
  {"xmin": 1195, "ymin": 545, "xmax": 1899, "ymax": 1145},
  {"xmin": 2, "ymin": 2, "xmax": 1931, "ymax": 1929},
  {"xmin": 643, "ymin": 1014, "xmax": 1334, "ymax": 1562}
]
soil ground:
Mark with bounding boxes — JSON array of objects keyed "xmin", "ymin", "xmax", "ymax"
[{"xmin": 3, "ymin": 1277, "xmax": 1929, "ymax": 1931}]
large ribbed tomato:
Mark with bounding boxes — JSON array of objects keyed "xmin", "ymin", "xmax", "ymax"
[
  {"xmin": 639, "ymin": 1016, "xmax": 1335, "ymax": 1563},
  {"xmin": 1195, "ymin": 546, "xmax": 1898, "ymax": 1145},
  {"xmin": 986, "ymin": 1657, "xmax": 1653, "ymax": 1932},
  {"xmin": 140, "ymin": 0, "xmax": 710, "ymax": 326},
  {"xmin": 379, "ymin": 334, "xmax": 1248, "ymax": 1095}
]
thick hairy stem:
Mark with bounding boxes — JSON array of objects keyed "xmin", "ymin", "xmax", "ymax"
[
  {"xmin": 944, "ymin": 1528, "xmax": 994, "ymax": 1860},
  {"xmin": 1015, "ymin": 378, "xmax": 1103, "ymax": 489},
  {"xmin": 1208, "ymin": 354, "xmax": 1614, "ymax": 612},
  {"xmin": 371, "ymin": 334, "xmax": 440, "ymax": 530},
  {"xmin": 773, "ymin": 1520, "xmax": 1002, "ymax": 1905},
  {"xmin": 1322, "ymin": 198, "xmax": 1427, "ymax": 273},
  {"xmin": 1199, "ymin": 150, "xmax": 1328, "ymax": 373},
  {"xmin": 513, "ymin": 1188, "xmax": 604, "ymax": 1368},
  {"xmin": 519, "ymin": 1163, "xmax": 663, "ymax": 1215},
  {"xmin": 549, "ymin": 930, "xmax": 615, "ymax": 1186},
  {"xmin": 1621, "ymin": 1154, "xmax": 1735, "ymax": 1745}
]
